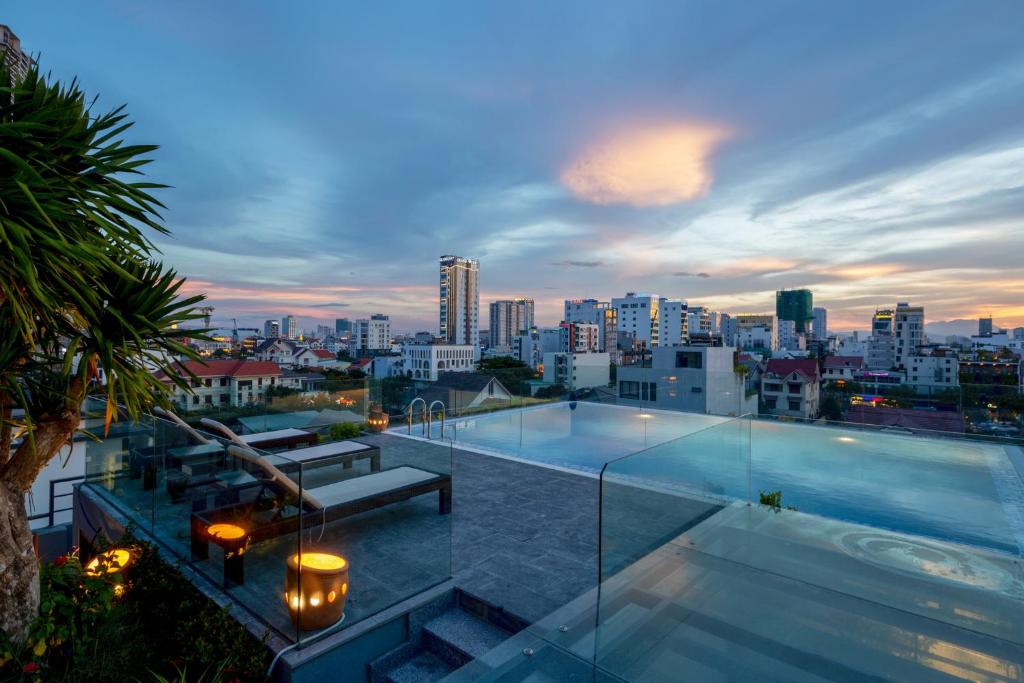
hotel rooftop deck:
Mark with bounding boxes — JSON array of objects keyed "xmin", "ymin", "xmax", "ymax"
[{"xmin": 73, "ymin": 397, "xmax": 1024, "ymax": 682}]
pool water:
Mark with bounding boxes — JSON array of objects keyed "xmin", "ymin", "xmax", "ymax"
[{"xmin": 397, "ymin": 402, "xmax": 1024, "ymax": 556}]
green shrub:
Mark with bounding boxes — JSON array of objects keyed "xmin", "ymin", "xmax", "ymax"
[
  {"xmin": 0, "ymin": 537, "xmax": 270, "ymax": 681},
  {"xmin": 329, "ymin": 422, "xmax": 364, "ymax": 440}
]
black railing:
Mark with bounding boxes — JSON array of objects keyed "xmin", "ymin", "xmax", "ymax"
[{"xmin": 27, "ymin": 474, "xmax": 84, "ymax": 529}]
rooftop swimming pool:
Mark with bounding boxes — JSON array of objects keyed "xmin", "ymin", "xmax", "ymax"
[{"xmin": 394, "ymin": 402, "xmax": 1024, "ymax": 556}]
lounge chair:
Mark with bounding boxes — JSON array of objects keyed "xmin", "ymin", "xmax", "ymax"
[
  {"xmin": 190, "ymin": 444, "xmax": 451, "ymax": 585},
  {"xmin": 199, "ymin": 418, "xmax": 318, "ymax": 450},
  {"xmin": 198, "ymin": 417, "xmax": 379, "ymax": 471}
]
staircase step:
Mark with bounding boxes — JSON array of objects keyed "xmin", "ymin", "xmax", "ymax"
[
  {"xmin": 423, "ymin": 609, "xmax": 512, "ymax": 668},
  {"xmin": 385, "ymin": 652, "xmax": 454, "ymax": 683}
]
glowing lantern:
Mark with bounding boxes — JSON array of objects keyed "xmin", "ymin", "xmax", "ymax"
[
  {"xmin": 367, "ymin": 404, "xmax": 389, "ymax": 433},
  {"xmin": 205, "ymin": 523, "xmax": 249, "ymax": 585},
  {"xmin": 85, "ymin": 548, "xmax": 133, "ymax": 596},
  {"xmin": 285, "ymin": 552, "xmax": 348, "ymax": 630}
]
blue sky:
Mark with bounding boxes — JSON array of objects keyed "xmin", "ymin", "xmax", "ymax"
[{"xmin": 10, "ymin": 1, "xmax": 1024, "ymax": 333}]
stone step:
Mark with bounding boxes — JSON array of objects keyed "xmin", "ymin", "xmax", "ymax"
[
  {"xmin": 385, "ymin": 652, "xmax": 454, "ymax": 683},
  {"xmin": 423, "ymin": 608, "xmax": 513, "ymax": 668}
]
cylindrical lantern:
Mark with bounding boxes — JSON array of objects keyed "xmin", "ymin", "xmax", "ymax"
[
  {"xmin": 367, "ymin": 404, "xmax": 389, "ymax": 433},
  {"xmin": 285, "ymin": 552, "xmax": 348, "ymax": 630}
]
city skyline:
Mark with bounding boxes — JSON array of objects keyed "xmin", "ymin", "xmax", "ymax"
[{"xmin": 8, "ymin": 3, "xmax": 1024, "ymax": 332}]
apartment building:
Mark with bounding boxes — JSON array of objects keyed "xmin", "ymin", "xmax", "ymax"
[
  {"xmin": 908, "ymin": 354, "xmax": 959, "ymax": 389},
  {"xmin": 563, "ymin": 299, "xmax": 617, "ymax": 352},
  {"xmin": 559, "ymin": 322, "xmax": 600, "ymax": 353},
  {"xmin": 489, "ymin": 298, "xmax": 534, "ymax": 348},
  {"xmin": 761, "ymin": 358, "xmax": 820, "ymax": 419},
  {"xmin": 612, "ymin": 293, "xmax": 687, "ymax": 349},
  {"xmin": 894, "ymin": 301, "xmax": 925, "ymax": 369},
  {"xmin": 736, "ymin": 314, "xmax": 779, "ymax": 352},
  {"xmin": 439, "ymin": 255, "xmax": 480, "ymax": 353},
  {"xmin": 352, "ymin": 314, "xmax": 392, "ymax": 354}
]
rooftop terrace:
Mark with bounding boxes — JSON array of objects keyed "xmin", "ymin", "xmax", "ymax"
[{"xmin": 71, "ymin": 393, "xmax": 1024, "ymax": 682}]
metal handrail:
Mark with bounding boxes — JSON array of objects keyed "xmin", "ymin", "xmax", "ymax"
[
  {"xmin": 406, "ymin": 397, "xmax": 427, "ymax": 436},
  {"xmin": 427, "ymin": 401, "xmax": 446, "ymax": 440},
  {"xmin": 27, "ymin": 474, "xmax": 85, "ymax": 528}
]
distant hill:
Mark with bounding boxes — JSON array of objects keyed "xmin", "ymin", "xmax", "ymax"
[{"xmin": 925, "ymin": 319, "xmax": 980, "ymax": 338}]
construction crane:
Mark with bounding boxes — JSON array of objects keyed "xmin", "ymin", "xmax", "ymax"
[{"xmin": 230, "ymin": 318, "xmax": 260, "ymax": 345}]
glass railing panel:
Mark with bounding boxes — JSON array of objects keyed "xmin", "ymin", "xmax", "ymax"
[
  {"xmin": 285, "ymin": 420, "xmax": 453, "ymax": 647},
  {"xmin": 595, "ymin": 411, "xmax": 1024, "ymax": 681}
]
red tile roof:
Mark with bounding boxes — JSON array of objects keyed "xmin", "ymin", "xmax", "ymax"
[
  {"xmin": 350, "ymin": 358, "xmax": 373, "ymax": 369},
  {"xmin": 846, "ymin": 406, "xmax": 965, "ymax": 433},
  {"xmin": 155, "ymin": 359, "xmax": 282, "ymax": 381},
  {"xmin": 312, "ymin": 349, "xmax": 336, "ymax": 360},
  {"xmin": 824, "ymin": 355, "xmax": 864, "ymax": 370},
  {"xmin": 765, "ymin": 358, "xmax": 819, "ymax": 379}
]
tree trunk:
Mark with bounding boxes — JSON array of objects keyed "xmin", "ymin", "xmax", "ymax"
[{"xmin": 0, "ymin": 480, "xmax": 38, "ymax": 643}]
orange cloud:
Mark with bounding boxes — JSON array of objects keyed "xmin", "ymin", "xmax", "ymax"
[{"xmin": 561, "ymin": 122, "xmax": 730, "ymax": 207}]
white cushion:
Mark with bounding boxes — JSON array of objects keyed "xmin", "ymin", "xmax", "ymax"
[
  {"xmin": 280, "ymin": 441, "xmax": 371, "ymax": 463},
  {"xmin": 308, "ymin": 467, "xmax": 439, "ymax": 509}
]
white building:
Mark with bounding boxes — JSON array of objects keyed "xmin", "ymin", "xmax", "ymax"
[
  {"xmin": 282, "ymin": 315, "xmax": 298, "ymax": 340},
  {"xmin": 612, "ymin": 293, "xmax": 687, "ymax": 349},
  {"xmin": 908, "ymin": 354, "xmax": 959, "ymax": 389},
  {"xmin": 970, "ymin": 332, "xmax": 1011, "ymax": 351},
  {"xmin": 736, "ymin": 314, "xmax": 779, "ymax": 352},
  {"xmin": 488, "ymin": 297, "xmax": 534, "ymax": 348},
  {"xmin": 778, "ymin": 320, "xmax": 806, "ymax": 351},
  {"xmin": 513, "ymin": 328, "xmax": 562, "ymax": 369},
  {"xmin": 687, "ymin": 306, "xmax": 712, "ymax": 337},
  {"xmin": 559, "ymin": 322, "xmax": 600, "ymax": 353},
  {"xmin": 352, "ymin": 314, "xmax": 391, "ymax": 353},
  {"xmin": 894, "ymin": 301, "xmax": 925, "ymax": 369},
  {"xmin": 812, "ymin": 307, "xmax": 828, "ymax": 340},
  {"xmin": 157, "ymin": 360, "xmax": 283, "ymax": 412},
  {"xmin": 439, "ymin": 255, "xmax": 480, "ymax": 355},
  {"xmin": 616, "ymin": 345, "xmax": 755, "ymax": 416},
  {"xmin": 564, "ymin": 299, "xmax": 617, "ymax": 352},
  {"xmin": 402, "ymin": 343, "xmax": 476, "ymax": 381},
  {"xmin": 866, "ymin": 335, "xmax": 896, "ymax": 370},
  {"xmin": 823, "ymin": 355, "xmax": 864, "ymax": 382},
  {"xmin": 254, "ymin": 339, "xmax": 300, "ymax": 368},
  {"xmin": 543, "ymin": 352, "xmax": 610, "ymax": 391}
]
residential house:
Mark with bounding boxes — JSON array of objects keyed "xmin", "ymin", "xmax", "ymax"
[
  {"xmin": 254, "ymin": 338, "xmax": 301, "ymax": 368},
  {"xmin": 416, "ymin": 372, "xmax": 512, "ymax": 413},
  {"xmin": 156, "ymin": 359, "xmax": 282, "ymax": 412},
  {"xmin": 761, "ymin": 358, "xmax": 820, "ymax": 419}
]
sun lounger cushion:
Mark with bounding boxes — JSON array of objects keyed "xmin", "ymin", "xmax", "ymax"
[
  {"xmin": 275, "ymin": 441, "xmax": 372, "ymax": 464},
  {"xmin": 306, "ymin": 467, "xmax": 440, "ymax": 509}
]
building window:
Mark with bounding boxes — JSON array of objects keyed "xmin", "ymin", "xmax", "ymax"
[
  {"xmin": 204, "ymin": 395, "xmax": 212, "ymax": 405},
  {"xmin": 220, "ymin": 378, "xmax": 228, "ymax": 386},
  {"xmin": 765, "ymin": 383, "xmax": 782, "ymax": 393},
  {"xmin": 788, "ymin": 400, "xmax": 801, "ymax": 412},
  {"xmin": 675, "ymin": 352, "xmax": 702, "ymax": 369},
  {"xmin": 766, "ymin": 397, "xmax": 777, "ymax": 409},
  {"xmin": 192, "ymin": 395, "xmax": 199, "ymax": 405},
  {"xmin": 788, "ymin": 383, "xmax": 801, "ymax": 394},
  {"xmin": 220, "ymin": 394, "xmax": 229, "ymax": 404},
  {"xmin": 204, "ymin": 378, "xmax": 212, "ymax": 388},
  {"xmin": 620, "ymin": 381, "xmax": 640, "ymax": 400},
  {"xmin": 649, "ymin": 382, "xmax": 657, "ymax": 401}
]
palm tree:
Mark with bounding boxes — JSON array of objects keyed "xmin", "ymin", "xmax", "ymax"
[{"xmin": 0, "ymin": 61, "xmax": 206, "ymax": 639}]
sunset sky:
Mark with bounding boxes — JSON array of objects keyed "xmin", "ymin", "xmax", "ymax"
[{"xmin": 11, "ymin": 2, "xmax": 1024, "ymax": 333}]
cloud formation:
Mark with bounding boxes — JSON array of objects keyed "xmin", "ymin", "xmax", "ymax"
[
  {"xmin": 12, "ymin": 1, "xmax": 1024, "ymax": 333},
  {"xmin": 561, "ymin": 123, "xmax": 730, "ymax": 207}
]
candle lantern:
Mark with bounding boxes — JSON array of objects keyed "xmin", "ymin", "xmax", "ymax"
[
  {"xmin": 285, "ymin": 552, "xmax": 348, "ymax": 630},
  {"xmin": 367, "ymin": 404, "xmax": 389, "ymax": 433}
]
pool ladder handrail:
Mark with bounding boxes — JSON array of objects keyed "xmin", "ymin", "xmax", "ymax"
[
  {"xmin": 407, "ymin": 398, "xmax": 428, "ymax": 436},
  {"xmin": 428, "ymin": 400, "xmax": 446, "ymax": 440}
]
